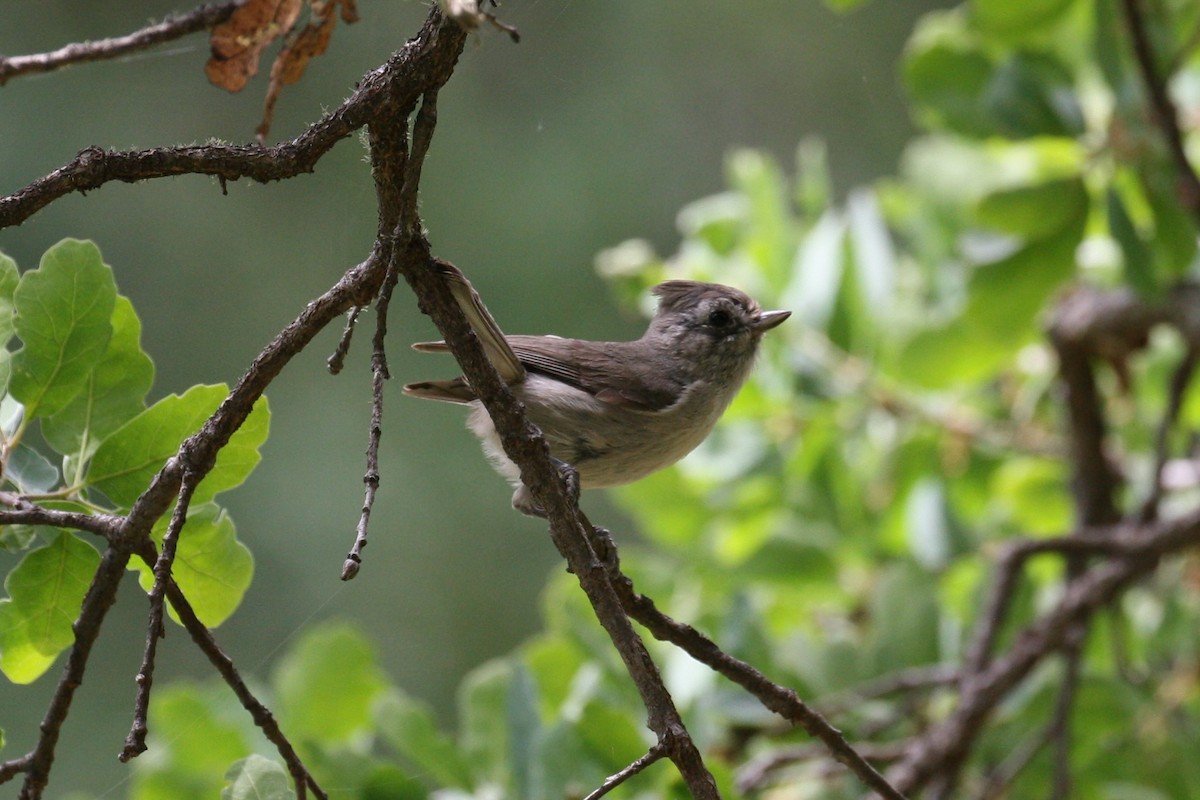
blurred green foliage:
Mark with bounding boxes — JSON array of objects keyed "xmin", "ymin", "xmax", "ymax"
[{"xmin": 4, "ymin": 0, "xmax": 1200, "ymax": 797}]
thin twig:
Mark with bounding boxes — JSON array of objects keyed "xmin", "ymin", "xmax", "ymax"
[
  {"xmin": 326, "ymin": 306, "xmax": 363, "ymax": 375},
  {"xmin": 154, "ymin": 556, "xmax": 326, "ymax": 799},
  {"xmin": 0, "ymin": 494, "xmax": 124, "ymax": 543},
  {"xmin": 588, "ymin": 523, "xmax": 908, "ymax": 800},
  {"xmin": 1139, "ymin": 346, "xmax": 1199, "ymax": 522},
  {"xmin": 1120, "ymin": 0, "xmax": 1200, "ymax": 223},
  {"xmin": 818, "ymin": 664, "xmax": 960, "ymax": 718},
  {"xmin": 977, "ymin": 724, "xmax": 1057, "ymax": 800},
  {"xmin": 0, "ymin": 2, "xmax": 239, "ymax": 85},
  {"xmin": 120, "ymin": 466, "xmax": 202, "ymax": 762},
  {"xmin": 738, "ymin": 742, "xmax": 909, "ymax": 794},
  {"xmin": 1049, "ymin": 642, "xmax": 1082, "ymax": 800},
  {"xmin": 581, "ymin": 744, "xmax": 667, "ymax": 800},
  {"xmin": 0, "ymin": 10, "xmax": 465, "ymax": 229},
  {"xmin": 342, "ymin": 264, "xmax": 401, "ymax": 580},
  {"xmin": 18, "ymin": 546, "xmax": 131, "ymax": 800},
  {"xmin": 886, "ymin": 509, "xmax": 1200, "ymax": 794}
]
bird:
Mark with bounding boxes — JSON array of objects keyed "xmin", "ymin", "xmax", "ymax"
[{"xmin": 403, "ymin": 263, "xmax": 790, "ymax": 516}]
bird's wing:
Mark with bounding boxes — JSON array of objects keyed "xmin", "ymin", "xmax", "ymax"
[
  {"xmin": 507, "ymin": 336, "xmax": 683, "ymax": 411},
  {"xmin": 426, "ymin": 262, "xmax": 526, "ymax": 383}
]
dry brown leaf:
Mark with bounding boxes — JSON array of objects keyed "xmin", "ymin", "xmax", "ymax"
[
  {"xmin": 206, "ymin": 0, "xmax": 304, "ymax": 93},
  {"xmin": 255, "ymin": 1, "xmax": 354, "ymax": 141}
]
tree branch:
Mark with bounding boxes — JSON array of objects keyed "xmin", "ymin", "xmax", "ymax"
[
  {"xmin": 121, "ymin": 467, "xmax": 203, "ymax": 762},
  {"xmin": 18, "ymin": 546, "xmax": 131, "ymax": 800},
  {"xmin": 607, "ymin": 554, "xmax": 908, "ymax": 800},
  {"xmin": 886, "ymin": 508, "xmax": 1200, "ymax": 793},
  {"xmin": 1120, "ymin": 0, "xmax": 1200, "ymax": 224},
  {"xmin": 0, "ymin": 2, "xmax": 239, "ymax": 85},
  {"xmin": 582, "ymin": 744, "xmax": 668, "ymax": 800},
  {"xmin": 0, "ymin": 9, "xmax": 460, "ymax": 229},
  {"xmin": 0, "ymin": 493, "xmax": 124, "ymax": 543}
]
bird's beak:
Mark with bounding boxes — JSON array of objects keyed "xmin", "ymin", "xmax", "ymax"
[{"xmin": 752, "ymin": 309, "xmax": 791, "ymax": 332}]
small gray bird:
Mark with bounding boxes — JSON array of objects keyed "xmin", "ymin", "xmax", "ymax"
[{"xmin": 403, "ymin": 264, "xmax": 790, "ymax": 516}]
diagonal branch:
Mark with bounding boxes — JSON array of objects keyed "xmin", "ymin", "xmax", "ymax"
[
  {"xmin": 1120, "ymin": 0, "xmax": 1200, "ymax": 224},
  {"xmin": 886, "ymin": 508, "xmax": 1200, "ymax": 794},
  {"xmin": 0, "ymin": 2, "xmax": 239, "ymax": 85},
  {"xmin": 17, "ymin": 545, "xmax": 131, "ymax": 800},
  {"xmin": 582, "ymin": 744, "xmax": 668, "ymax": 800},
  {"xmin": 603, "ymin": 545, "xmax": 907, "ymax": 800},
  {"xmin": 121, "ymin": 467, "xmax": 203, "ymax": 763},
  {"xmin": 153, "ymin": 550, "xmax": 326, "ymax": 799}
]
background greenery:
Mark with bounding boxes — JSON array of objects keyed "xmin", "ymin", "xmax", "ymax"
[{"xmin": 6, "ymin": 0, "xmax": 1200, "ymax": 798}]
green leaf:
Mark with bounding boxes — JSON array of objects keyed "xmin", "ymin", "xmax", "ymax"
[
  {"xmin": 273, "ymin": 621, "xmax": 390, "ymax": 744},
  {"xmin": 965, "ymin": 217, "xmax": 1083, "ymax": 335},
  {"xmin": 43, "ymin": 295, "xmax": 155, "ymax": 458},
  {"xmin": 784, "ymin": 209, "xmax": 845, "ymax": 330},
  {"xmin": 992, "ymin": 458, "xmax": 1071, "ymax": 535},
  {"xmin": 10, "ymin": 239, "xmax": 116, "ymax": 420},
  {"xmin": 0, "ymin": 599, "xmax": 56, "ymax": 684},
  {"xmin": 376, "ymin": 691, "xmax": 473, "ymax": 789},
  {"xmin": 0, "ymin": 251, "xmax": 19, "ymax": 350},
  {"xmin": 1107, "ymin": 188, "xmax": 1156, "ymax": 296},
  {"xmin": 0, "ymin": 532, "xmax": 100, "ymax": 682},
  {"xmin": 867, "ymin": 563, "xmax": 941, "ymax": 672},
  {"xmin": 85, "ymin": 384, "xmax": 227, "ymax": 509},
  {"xmin": 904, "ymin": 37, "xmax": 995, "ymax": 137},
  {"xmin": 0, "ymin": 523, "xmax": 39, "ymax": 552},
  {"xmin": 846, "ymin": 189, "xmax": 897, "ymax": 316},
  {"xmin": 221, "ymin": 755, "xmax": 290, "ymax": 800},
  {"xmin": 895, "ymin": 318, "xmax": 1012, "ymax": 388},
  {"xmin": 983, "ymin": 52, "xmax": 1084, "ymax": 139},
  {"xmin": 458, "ymin": 660, "xmax": 515, "ymax": 787},
  {"xmin": 6, "ymin": 443, "xmax": 59, "ymax": 494},
  {"xmin": 507, "ymin": 663, "xmax": 541, "ymax": 800},
  {"xmin": 676, "ymin": 192, "xmax": 749, "ymax": 256},
  {"xmin": 133, "ymin": 503, "xmax": 253, "ymax": 628},
  {"xmin": 975, "ymin": 178, "xmax": 1089, "ymax": 240},
  {"xmin": 905, "ymin": 478, "xmax": 952, "ymax": 570},
  {"xmin": 193, "ymin": 396, "xmax": 270, "ymax": 506},
  {"xmin": 972, "ymin": 0, "xmax": 1075, "ymax": 37},
  {"xmin": 1142, "ymin": 161, "xmax": 1199, "ymax": 277},
  {"xmin": 143, "ymin": 682, "xmax": 252, "ymax": 787}
]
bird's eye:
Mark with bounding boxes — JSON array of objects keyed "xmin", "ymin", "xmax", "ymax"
[{"xmin": 707, "ymin": 308, "xmax": 734, "ymax": 328}]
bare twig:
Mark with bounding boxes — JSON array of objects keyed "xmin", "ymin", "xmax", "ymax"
[
  {"xmin": 586, "ymin": 522, "xmax": 908, "ymax": 800},
  {"xmin": 1120, "ymin": 0, "xmax": 1200, "ymax": 223},
  {"xmin": 886, "ymin": 508, "xmax": 1200, "ymax": 794},
  {"xmin": 1139, "ymin": 346, "xmax": 1199, "ymax": 522},
  {"xmin": 121, "ymin": 467, "xmax": 202, "ymax": 762},
  {"xmin": 342, "ymin": 259, "xmax": 401, "ymax": 580},
  {"xmin": 1048, "ymin": 643, "xmax": 1082, "ymax": 800},
  {"xmin": 977, "ymin": 725, "xmax": 1057, "ymax": 800},
  {"xmin": 581, "ymin": 744, "xmax": 667, "ymax": 800},
  {"xmin": 341, "ymin": 86, "xmax": 440, "ymax": 579},
  {"xmin": 0, "ymin": 493, "xmax": 124, "ymax": 543},
  {"xmin": 18, "ymin": 546, "xmax": 131, "ymax": 800},
  {"xmin": 0, "ymin": 2, "xmax": 239, "ymax": 85},
  {"xmin": 155, "ymin": 555, "xmax": 325, "ymax": 799},
  {"xmin": 818, "ymin": 664, "xmax": 960, "ymax": 718},
  {"xmin": 738, "ymin": 742, "xmax": 909, "ymax": 794},
  {"xmin": 326, "ymin": 306, "xmax": 364, "ymax": 375},
  {"xmin": 0, "ymin": 11, "xmax": 462, "ymax": 229}
]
